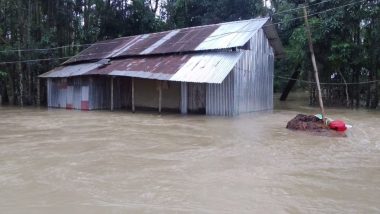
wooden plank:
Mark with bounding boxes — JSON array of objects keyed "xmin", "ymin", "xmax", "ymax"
[
  {"xmin": 132, "ymin": 77, "xmax": 135, "ymax": 113},
  {"xmin": 36, "ymin": 78, "xmax": 40, "ymax": 106},
  {"xmin": 110, "ymin": 77, "xmax": 114, "ymax": 111},
  {"xmin": 181, "ymin": 82, "xmax": 188, "ymax": 114},
  {"xmin": 158, "ymin": 81, "xmax": 162, "ymax": 113}
]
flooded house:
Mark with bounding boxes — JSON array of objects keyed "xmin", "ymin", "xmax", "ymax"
[{"xmin": 39, "ymin": 17, "xmax": 284, "ymax": 116}]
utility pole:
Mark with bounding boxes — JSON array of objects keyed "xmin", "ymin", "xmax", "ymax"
[{"xmin": 303, "ymin": 5, "xmax": 326, "ymax": 119}]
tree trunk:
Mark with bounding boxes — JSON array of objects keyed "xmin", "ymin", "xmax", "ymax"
[
  {"xmin": 370, "ymin": 17, "xmax": 379, "ymax": 108},
  {"xmin": 338, "ymin": 70, "xmax": 350, "ymax": 108},
  {"xmin": 26, "ymin": 0, "xmax": 32, "ymax": 105},
  {"xmin": 17, "ymin": 44, "xmax": 23, "ymax": 106},
  {"xmin": 6, "ymin": 67, "xmax": 15, "ymax": 105},
  {"xmin": 280, "ymin": 65, "xmax": 301, "ymax": 101}
]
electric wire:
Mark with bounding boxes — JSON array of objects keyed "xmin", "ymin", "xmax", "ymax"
[{"xmin": 0, "ymin": 0, "xmax": 369, "ymax": 54}]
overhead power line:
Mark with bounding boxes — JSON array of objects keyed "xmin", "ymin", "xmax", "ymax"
[
  {"xmin": 0, "ymin": 0, "xmax": 367, "ymax": 55},
  {"xmin": 0, "ymin": 41, "xmax": 120, "ymax": 54},
  {"xmin": 130, "ymin": 0, "xmax": 368, "ymax": 49},
  {"xmin": 0, "ymin": 56, "xmax": 72, "ymax": 65},
  {"xmin": 0, "ymin": 0, "xmax": 370, "ymax": 65},
  {"xmin": 274, "ymin": 75, "xmax": 380, "ymax": 85},
  {"xmin": 203, "ymin": 0, "xmax": 367, "ymax": 41},
  {"xmin": 273, "ymin": 0, "xmax": 337, "ymax": 16},
  {"xmin": 235, "ymin": 68, "xmax": 380, "ymax": 85}
]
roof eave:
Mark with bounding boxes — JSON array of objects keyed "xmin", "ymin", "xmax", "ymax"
[{"xmin": 262, "ymin": 20, "xmax": 286, "ymax": 58}]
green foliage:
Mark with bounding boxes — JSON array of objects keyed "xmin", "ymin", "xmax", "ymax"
[
  {"xmin": 0, "ymin": 0, "xmax": 379, "ymax": 107},
  {"xmin": 0, "ymin": 70, "xmax": 7, "ymax": 80},
  {"xmin": 163, "ymin": 0, "xmax": 264, "ymax": 28}
]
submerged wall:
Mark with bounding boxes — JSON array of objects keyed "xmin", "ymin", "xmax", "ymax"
[
  {"xmin": 46, "ymin": 29, "xmax": 274, "ymax": 115},
  {"xmin": 47, "ymin": 77, "xmax": 90, "ymax": 110},
  {"xmin": 134, "ymin": 78, "xmax": 180, "ymax": 111},
  {"xmin": 47, "ymin": 76, "xmax": 181, "ymax": 111},
  {"xmin": 47, "ymin": 76, "xmax": 128, "ymax": 110}
]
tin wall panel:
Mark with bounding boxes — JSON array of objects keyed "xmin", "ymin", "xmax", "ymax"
[
  {"xmin": 47, "ymin": 79, "xmax": 52, "ymax": 107},
  {"xmin": 180, "ymin": 82, "xmax": 188, "ymax": 114},
  {"xmin": 233, "ymin": 29, "xmax": 274, "ymax": 114},
  {"xmin": 114, "ymin": 77, "xmax": 132, "ymax": 109},
  {"xmin": 89, "ymin": 77, "xmax": 111, "ymax": 110},
  {"xmin": 205, "ymin": 71, "xmax": 235, "ymax": 116},
  {"xmin": 66, "ymin": 86, "xmax": 74, "ymax": 109},
  {"xmin": 73, "ymin": 79, "xmax": 82, "ymax": 110},
  {"xmin": 187, "ymin": 83, "xmax": 206, "ymax": 113}
]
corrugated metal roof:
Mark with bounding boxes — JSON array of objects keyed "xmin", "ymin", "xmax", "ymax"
[
  {"xmin": 64, "ymin": 37, "xmax": 133, "ymax": 64},
  {"xmin": 194, "ymin": 19, "xmax": 265, "ymax": 51},
  {"xmin": 41, "ymin": 18, "xmax": 284, "ymax": 84},
  {"xmin": 63, "ymin": 17, "xmax": 283, "ymax": 64},
  {"xmin": 170, "ymin": 52, "xmax": 242, "ymax": 83},
  {"xmin": 39, "ymin": 62, "xmax": 101, "ymax": 78},
  {"xmin": 40, "ymin": 52, "xmax": 242, "ymax": 83},
  {"xmin": 89, "ymin": 54, "xmax": 192, "ymax": 78}
]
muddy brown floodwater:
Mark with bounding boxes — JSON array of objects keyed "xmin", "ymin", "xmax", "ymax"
[{"xmin": 0, "ymin": 93, "xmax": 380, "ymax": 213}]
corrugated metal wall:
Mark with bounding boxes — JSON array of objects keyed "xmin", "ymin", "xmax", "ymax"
[
  {"xmin": 204, "ymin": 28, "xmax": 274, "ymax": 116},
  {"xmin": 46, "ymin": 29, "xmax": 274, "ymax": 115},
  {"xmin": 180, "ymin": 82, "xmax": 188, "ymax": 114},
  {"xmin": 89, "ymin": 77, "xmax": 110, "ymax": 110},
  {"xmin": 47, "ymin": 76, "xmax": 183, "ymax": 111},
  {"xmin": 206, "ymin": 72, "xmax": 235, "ymax": 116},
  {"xmin": 47, "ymin": 76, "xmax": 131, "ymax": 110},
  {"xmin": 89, "ymin": 77, "xmax": 131, "ymax": 110},
  {"xmin": 187, "ymin": 83, "xmax": 206, "ymax": 113},
  {"xmin": 233, "ymin": 28, "xmax": 274, "ymax": 114},
  {"xmin": 47, "ymin": 77, "xmax": 92, "ymax": 110},
  {"xmin": 114, "ymin": 77, "xmax": 132, "ymax": 109}
]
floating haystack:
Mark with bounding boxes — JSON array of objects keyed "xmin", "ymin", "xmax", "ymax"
[
  {"xmin": 286, "ymin": 114, "xmax": 347, "ymax": 137},
  {"xmin": 286, "ymin": 114, "xmax": 328, "ymax": 131}
]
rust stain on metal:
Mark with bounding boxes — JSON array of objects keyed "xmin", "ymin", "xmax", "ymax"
[
  {"xmin": 119, "ymin": 32, "xmax": 169, "ymax": 55},
  {"xmin": 65, "ymin": 37, "xmax": 134, "ymax": 64},
  {"xmin": 88, "ymin": 54, "xmax": 192, "ymax": 75},
  {"xmin": 66, "ymin": 24, "xmax": 219, "ymax": 64},
  {"xmin": 151, "ymin": 25, "xmax": 219, "ymax": 54}
]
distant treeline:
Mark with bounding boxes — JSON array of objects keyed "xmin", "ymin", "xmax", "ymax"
[{"xmin": 0, "ymin": 0, "xmax": 379, "ymax": 108}]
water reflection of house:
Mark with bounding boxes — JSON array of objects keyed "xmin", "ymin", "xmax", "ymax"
[{"xmin": 40, "ymin": 18, "xmax": 284, "ymax": 116}]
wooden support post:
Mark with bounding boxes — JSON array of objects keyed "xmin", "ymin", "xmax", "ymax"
[
  {"xmin": 36, "ymin": 78, "xmax": 40, "ymax": 106},
  {"xmin": 158, "ymin": 81, "xmax": 162, "ymax": 113},
  {"xmin": 131, "ymin": 77, "xmax": 135, "ymax": 113},
  {"xmin": 303, "ymin": 5, "xmax": 326, "ymax": 119},
  {"xmin": 110, "ymin": 77, "xmax": 114, "ymax": 111},
  {"xmin": 181, "ymin": 82, "xmax": 188, "ymax": 114}
]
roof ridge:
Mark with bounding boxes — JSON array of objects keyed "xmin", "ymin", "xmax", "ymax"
[
  {"xmin": 97, "ymin": 17, "xmax": 270, "ymax": 42},
  {"xmin": 63, "ymin": 16, "xmax": 283, "ymax": 65}
]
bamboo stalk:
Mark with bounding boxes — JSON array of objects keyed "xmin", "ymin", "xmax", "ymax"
[
  {"xmin": 110, "ymin": 77, "xmax": 114, "ymax": 111},
  {"xmin": 303, "ymin": 6, "xmax": 326, "ymax": 119},
  {"xmin": 132, "ymin": 77, "xmax": 135, "ymax": 113}
]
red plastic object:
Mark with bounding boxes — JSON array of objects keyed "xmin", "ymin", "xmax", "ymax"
[{"xmin": 329, "ymin": 120, "xmax": 347, "ymax": 132}]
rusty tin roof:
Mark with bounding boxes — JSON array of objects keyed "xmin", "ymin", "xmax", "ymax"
[
  {"xmin": 63, "ymin": 17, "xmax": 283, "ymax": 64},
  {"xmin": 41, "ymin": 52, "xmax": 242, "ymax": 84},
  {"xmin": 41, "ymin": 18, "xmax": 284, "ymax": 84}
]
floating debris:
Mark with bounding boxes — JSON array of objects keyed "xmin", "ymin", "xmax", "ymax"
[{"xmin": 286, "ymin": 114, "xmax": 347, "ymax": 137}]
